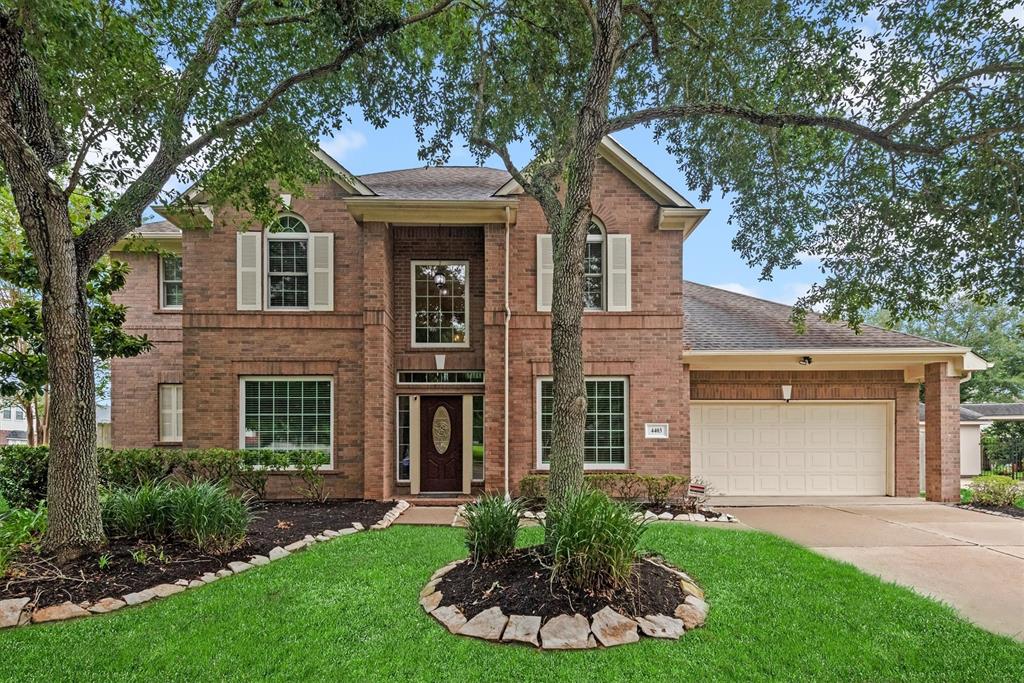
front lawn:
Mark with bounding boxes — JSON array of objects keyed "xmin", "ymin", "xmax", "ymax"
[{"xmin": 2, "ymin": 524, "xmax": 1022, "ymax": 682}]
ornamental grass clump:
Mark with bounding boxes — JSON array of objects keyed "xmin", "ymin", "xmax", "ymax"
[
  {"xmin": 102, "ymin": 481, "xmax": 175, "ymax": 540},
  {"xmin": 462, "ymin": 494, "xmax": 524, "ymax": 564},
  {"xmin": 544, "ymin": 489, "xmax": 646, "ymax": 593},
  {"xmin": 168, "ymin": 480, "xmax": 253, "ymax": 553}
]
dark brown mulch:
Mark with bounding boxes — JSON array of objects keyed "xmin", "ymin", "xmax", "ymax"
[
  {"xmin": 1, "ymin": 500, "xmax": 392, "ymax": 609},
  {"xmin": 958, "ymin": 503, "xmax": 1024, "ymax": 519},
  {"xmin": 436, "ymin": 547, "xmax": 687, "ymax": 621}
]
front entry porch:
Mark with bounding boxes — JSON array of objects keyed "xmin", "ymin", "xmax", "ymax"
[{"xmin": 406, "ymin": 394, "xmax": 478, "ymax": 496}]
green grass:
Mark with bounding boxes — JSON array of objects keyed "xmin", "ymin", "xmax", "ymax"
[{"xmin": 2, "ymin": 525, "xmax": 1022, "ymax": 682}]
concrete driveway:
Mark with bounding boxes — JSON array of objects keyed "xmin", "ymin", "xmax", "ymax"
[{"xmin": 721, "ymin": 502, "xmax": 1024, "ymax": 641}]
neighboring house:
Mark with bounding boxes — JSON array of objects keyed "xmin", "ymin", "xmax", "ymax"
[
  {"xmin": 109, "ymin": 136, "xmax": 987, "ymax": 503},
  {"xmin": 918, "ymin": 405, "xmax": 989, "ymax": 483},
  {"xmin": 962, "ymin": 403, "xmax": 1024, "ymax": 422},
  {"xmin": 0, "ymin": 405, "xmax": 29, "ymax": 445},
  {"xmin": 96, "ymin": 404, "xmax": 112, "ymax": 448}
]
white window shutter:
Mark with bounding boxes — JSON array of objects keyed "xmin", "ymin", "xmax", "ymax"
[
  {"xmin": 236, "ymin": 232, "xmax": 262, "ymax": 310},
  {"xmin": 536, "ymin": 234, "xmax": 553, "ymax": 312},
  {"xmin": 308, "ymin": 232, "xmax": 334, "ymax": 311},
  {"xmin": 607, "ymin": 234, "xmax": 632, "ymax": 311}
]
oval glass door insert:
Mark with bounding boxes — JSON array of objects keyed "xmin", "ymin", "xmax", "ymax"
[{"xmin": 432, "ymin": 406, "xmax": 452, "ymax": 454}]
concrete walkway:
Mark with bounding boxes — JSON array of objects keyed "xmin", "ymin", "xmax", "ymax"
[
  {"xmin": 393, "ymin": 505, "xmax": 459, "ymax": 526},
  {"xmin": 721, "ymin": 503, "xmax": 1024, "ymax": 641}
]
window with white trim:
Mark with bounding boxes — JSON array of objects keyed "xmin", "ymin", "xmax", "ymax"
[
  {"xmin": 584, "ymin": 221, "xmax": 605, "ymax": 310},
  {"xmin": 241, "ymin": 378, "xmax": 332, "ymax": 455},
  {"xmin": 266, "ymin": 215, "xmax": 309, "ymax": 309},
  {"xmin": 160, "ymin": 254, "xmax": 183, "ymax": 309},
  {"xmin": 538, "ymin": 378, "xmax": 628, "ymax": 467},
  {"xmin": 2, "ymin": 408, "xmax": 10, "ymax": 420},
  {"xmin": 396, "ymin": 395, "xmax": 411, "ymax": 482},
  {"xmin": 412, "ymin": 261, "xmax": 469, "ymax": 346},
  {"xmin": 158, "ymin": 384, "xmax": 183, "ymax": 442}
]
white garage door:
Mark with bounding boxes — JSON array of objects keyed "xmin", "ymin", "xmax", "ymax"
[{"xmin": 691, "ymin": 402, "xmax": 888, "ymax": 496}]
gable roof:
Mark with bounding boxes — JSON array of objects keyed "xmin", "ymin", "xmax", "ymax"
[
  {"xmin": 130, "ymin": 220, "xmax": 182, "ymax": 239},
  {"xmin": 962, "ymin": 403, "xmax": 1024, "ymax": 419},
  {"xmin": 358, "ymin": 166, "xmax": 510, "ymax": 200},
  {"xmin": 918, "ymin": 403, "xmax": 989, "ymax": 423},
  {"xmin": 683, "ymin": 281, "xmax": 957, "ymax": 351}
]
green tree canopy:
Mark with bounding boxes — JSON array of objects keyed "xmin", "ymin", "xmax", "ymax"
[{"xmin": 869, "ymin": 300, "xmax": 1024, "ymax": 403}]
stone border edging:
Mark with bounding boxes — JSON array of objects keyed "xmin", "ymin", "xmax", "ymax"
[
  {"xmin": 420, "ymin": 555, "xmax": 708, "ymax": 649},
  {"xmin": 954, "ymin": 503, "xmax": 1023, "ymax": 520},
  {"xmin": 452, "ymin": 505, "xmax": 736, "ymax": 525},
  {"xmin": 0, "ymin": 499, "xmax": 410, "ymax": 630}
]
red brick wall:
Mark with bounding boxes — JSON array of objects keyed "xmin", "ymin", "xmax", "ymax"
[
  {"xmin": 924, "ymin": 362, "xmax": 960, "ymax": 502},
  {"xmin": 691, "ymin": 370, "xmax": 921, "ymax": 496},
  {"xmin": 111, "ymin": 249, "xmax": 182, "ymax": 448},
  {"xmin": 392, "ymin": 225, "xmax": 485, "ymax": 370}
]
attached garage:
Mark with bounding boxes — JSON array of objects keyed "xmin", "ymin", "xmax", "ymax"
[{"xmin": 691, "ymin": 402, "xmax": 892, "ymax": 496}]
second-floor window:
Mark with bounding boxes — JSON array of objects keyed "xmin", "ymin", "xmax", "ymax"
[
  {"xmin": 160, "ymin": 254, "xmax": 183, "ymax": 309},
  {"xmin": 584, "ymin": 221, "xmax": 605, "ymax": 310},
  {"xmin": 267, "ymin": 215, "xmax": 309, "ymax": 309},
  {"xmin": 412, "ymin": 261, "xmax": 469, "ymax": 347}
]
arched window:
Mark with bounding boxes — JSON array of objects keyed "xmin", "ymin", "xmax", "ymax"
[
  {"xmin": 266, "ymin": 214, "xmax": 310, "ymax": 308},
  {"xmin": 584, "ymin": 219, "xmax": 605, "ymax": 310}
]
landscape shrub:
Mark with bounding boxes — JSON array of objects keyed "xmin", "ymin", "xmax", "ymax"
[
  {"xmin": 103, "ymin": 479, "xmax": 252, "ymax": 553},
  {"xmin": 518, "ymin": 473, "xmax": 691, "ymax": 506},
  {"xmin": 0, "ymin": 446, "xmax": 330, "ymax": 505},
  {"xmin": 0, "ymin": 498, "xmax": 46, "ymax": 571},
  {"xmin": 462, "ymin": 494, "xmax": 524, "ymax": 564},
  {"xmin": 102, "ymin": 481, "xmax": 175, "ymax": 539},
  {"xmin": 544, "ymin": 489, "xmax": 645, "ymax": 592},
  {"xmin": 168, "ymin": 480, "xmax": 253, "ymax": 553},
  {"xmin": 0, "ymin": 446, "xmax": 49, "ymax": 508},
  {"xmin": 969, "ymin": 475, "xmax": 1024, "ymax": 508}
]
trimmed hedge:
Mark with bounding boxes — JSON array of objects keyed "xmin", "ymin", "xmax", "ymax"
[
  {"xmin": 519, "ymin": 472, "xmax": 704, "ymax": 507},
  {"xmin": 0, "ymin": 445, "xmax": 330, "ymax": 507}
]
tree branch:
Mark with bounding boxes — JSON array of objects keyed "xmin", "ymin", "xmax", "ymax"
[{"xmin": 606, "ymin": 102, "xmax": 1020, "ymax": 157}]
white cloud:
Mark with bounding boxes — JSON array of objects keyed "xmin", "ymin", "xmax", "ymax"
[
  {"xmin": 320, "ymin": 130, "xmax": 367, "ymax": 162},
  {"xmin": 1004, "ymin": 4, "xmax": 1023, "ymax": 23},
  {"xmin": 711, "ymin": 282, "xmax": 760, "ymax": 297},
  {"xmin": 778, "ymin": 282, "xmax": 814, "ymax": 306}
]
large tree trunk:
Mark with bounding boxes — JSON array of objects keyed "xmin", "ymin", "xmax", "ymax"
[
  {"xmin": 545, "ymin": 0, "xmax": 622, "ymax": 506},
  {"xmin": 23, "ymin": 399, "xmax": 34, "ymax": 446},
  {"xmin": 34, "ymin": 205, "xmax": 104, "ymax": 561}
]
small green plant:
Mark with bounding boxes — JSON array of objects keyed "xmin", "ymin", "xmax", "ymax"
[
  {"xmin": 102, "ymin": 481, "xmax": 175, "ymax": 539},
  {"xmin": 168, "ymin": 480, "xmax": 253, "ymax": 553},
  {"xmin": 130, "ymin": 548, "xmax": 150, "ymax": 565},
  {"xmin": 642, "ymin": 475, "xmax": 686, "ymax": 507},
  {"xmin": 98, "ymin": 553, "xmax": 113, "ymax": 570},
  {"xmin": 0, "ymin": 500, "xmax": 47, "ymax": 571},
  {"xmin": 544, "ymin": 489, "xmax": 646, "ymax": 593},
  {"xmin": 969, "ymin": 475, "xmax": 1024, "ymax": 508},
  {"xmin": 290, "ymin": 450, "xmax": 330, "ymax": 502},
  {"xmin": 462, "ymin": 494, "xmax": 524, "ymax": 564}
]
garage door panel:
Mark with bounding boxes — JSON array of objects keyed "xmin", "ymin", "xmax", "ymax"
[{"xmin": 692, "ymin": 402, "xmax": 888, "ymax": 496}]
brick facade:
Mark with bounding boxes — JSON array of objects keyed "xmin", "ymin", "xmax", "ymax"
[
  {"xmin": 110, "ymin": 156, "xmax": 961, "ymax": 501},
  {"xmin": 924, "ymin": 362, "xmax": 961, "ymax": 502}
]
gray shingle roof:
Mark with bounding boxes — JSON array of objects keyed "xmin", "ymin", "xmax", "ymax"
[
  {"xmin": 683, "ymin": 281, "xmax": 956, "ymax": 351},
  {"xmin": 358, "ymin": 166, "xmax": 511, "ymax": 200},
  {"xmin": 962, "ymin": 403, "xmax": 1024, "ymax": 418},
  {"xmin": 918, "ymin": 404, "xmax": 989, "ymax": 422},
  {"xmin": 132, "ymin": 220, "xmax": 181, "ymax": 238}
]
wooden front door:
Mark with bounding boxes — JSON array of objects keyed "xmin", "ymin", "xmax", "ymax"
[{"xmin": 420, "ymin": 396, "xmax": 462, "ymax": 492}]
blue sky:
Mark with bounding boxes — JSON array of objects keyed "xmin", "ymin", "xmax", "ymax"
[{"xmin": 315, "ymin": 112, "xmax": 824, "ymax": 306}]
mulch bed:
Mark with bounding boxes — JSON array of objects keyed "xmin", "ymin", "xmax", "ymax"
[
  {"xmin": 437, "ymin": 547, "xmax": 686, "ymax": 621},
  {"xmin": 957, "ymin": 503, "xmax": 1024, "ymax": 519},
  {"xmin": 1, "ymin": 500, "xmax": 391, "ymax": 609}
]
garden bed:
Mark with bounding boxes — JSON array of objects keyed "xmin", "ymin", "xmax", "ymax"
[
  {"xmin": 956, "ymin": 503, "xmax": 1024, "ymax": 519},
  {"xmin": 436, "ymin": 548, "xmax": 686, "ymax": 621},
  {"xmin": 1, "ymin": 500, "xmax": 391, "ymax": 609}
]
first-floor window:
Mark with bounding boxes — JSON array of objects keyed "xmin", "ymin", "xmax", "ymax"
[
  {"xmin": 159, "ymin": 384, "xmax": 183, "ymax": 442},
  {"xmin": 396, "ymin": 396, "xmax": 411, "ymax": 481},
  {"xmin": 242, "ymin": 379, "xmax": 332, "ymax": 457},
  {"xmin": 538, "ymin": 378, "xmax": 628, "ymax": 467},
  {"xmin": 472, "ymin": 396, "xmax": 484, "ymax": 481}
]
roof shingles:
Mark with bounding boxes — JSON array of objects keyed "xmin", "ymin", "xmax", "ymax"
[
  {"xmin": 683, "ymin": 281, "xmax": 954, "ymax": 351},
  {"xmin": 357, "ymin": 166, "xmax": 511, "ymax": 200}
]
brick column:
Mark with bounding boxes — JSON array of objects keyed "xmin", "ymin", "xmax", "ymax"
[
  {"xmin": 482, "ymin": 223, "xmax": 508, "ymax": 494},
  {"xmin": 924, "ymin": 362, "xmax": 960, "ymax": 502},
  {"xmin": 362, "ymin": 222, "xmax": 394, "ymax": 500},
  {"xmin": 893, "ymin": 383, "xmax": 921, "ymax": 497}
]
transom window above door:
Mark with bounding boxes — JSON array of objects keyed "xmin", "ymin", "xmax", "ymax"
[{"xmin": 412, "ymin": 262, "xmax": 469, "ymax": 347}]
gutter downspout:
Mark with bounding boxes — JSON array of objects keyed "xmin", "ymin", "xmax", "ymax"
[{"xmin": 504, "ymin": 206, "xmax": 512, "ymax": 500}]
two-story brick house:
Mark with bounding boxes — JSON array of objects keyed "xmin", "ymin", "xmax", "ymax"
[{"xmin": 110, "ymin": 137, "xmax": 985, "ymax": 503}]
